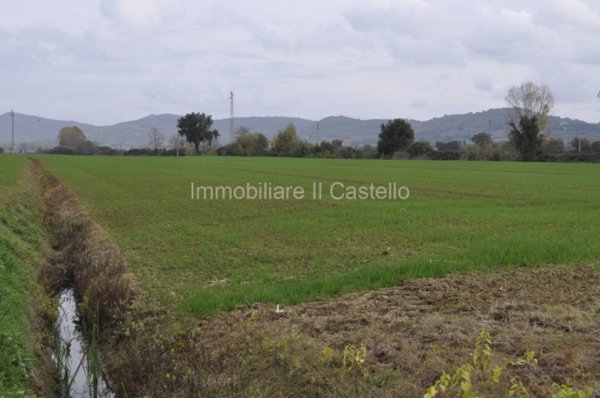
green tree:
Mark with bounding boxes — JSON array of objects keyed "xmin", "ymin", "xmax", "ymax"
[
  {"xmin": 177, "ymin": 113, "xmax": 219, "ymax": 154},
  {"xmin": 75, "ymin": 140, "xmax": 96, "ymax": 155},
  {"xmin": 591, "ymin": 140, "xmax": 600, "ymax": 153},
  {"xmin": 236, "ymin": 132, "xmax": 269, "ymax": 156},
  {"xmin": 314, "ymin": 141, "xmax": 334, "ymax": 157},
  {"xmin": 292, "ymin": 140, "xmax": 313, "ymax": 157},
  {"xmin": 471, "ymin": 132, "xmax": 492, "ymax": 147},
  {"xmin": 407, "ymin": 141, "xmax": 433, "ymax": 158},
  {"xmin": 272, "ymin": 123, "xmax": 299, "ymax": 156},
  {"xmin": 541, "ymin": 138, "xmax": 565, "ymax": 154},
  {"xmin": 377, "ymin": 119, "xmax": 414, "ymax": 157},
  {"xmin": 571, "ymin": 137, "xmax": 592, "ymax": 153},
  {"xmin": 58, "ymin": 126, "xmax": 87, "ymax": 148},
  {"xmin": 509, "ymin": 116, "xmax": 543, "ymax": 161},
  {"xmin": 435, "ymin": 140, "xmax": 462, "ymax": 151}
]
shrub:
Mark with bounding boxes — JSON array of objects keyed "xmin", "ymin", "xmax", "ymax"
[{"xmin": 407, "ymin": 141, "xmax": 434, "ymax": 158}]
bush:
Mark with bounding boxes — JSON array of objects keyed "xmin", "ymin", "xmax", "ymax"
[
  {"xmin": 429, "ymin": 151, "xmax": 463, "ymax": 160},
  {"xmin": 463, "ymin": 145, "xmax": 515, "ymax": 161},
  {"xmin": 125, "ymin": 148, "xmax": 154, "ymax": 156},
  {"xmin": 46, "ymin": 146, "xmax": 76, "ymax": 155},
  {"xmin": 407, "ymin": 141, "xmax": 434, "ymax": 158}
]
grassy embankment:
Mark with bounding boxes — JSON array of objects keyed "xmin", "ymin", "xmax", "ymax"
[
  {"xmin": 39, "ymin": 156, "xmax": 600, "ymax": 316},
  {"xmin": 0, "ymin": 156, "xmax": 52, "ymax": 396}
]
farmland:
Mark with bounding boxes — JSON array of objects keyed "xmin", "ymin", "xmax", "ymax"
[
  {"xmin": 0, "ymin": 156, "xmax": 24, "ymax": 192},
  {"xmin": 38, "ymin": 155, "xmax": 600, "ymax": 316}
]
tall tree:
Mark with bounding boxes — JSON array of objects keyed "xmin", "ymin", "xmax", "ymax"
[
  {"xmin": 377, "ymin": 119, "xmax": 414, "ymax": 157},
  {"xmin": 505, "ymin": 81, "xmax": 554, "ymax": 135},
  {"xmin": 58, "ymin": 126, "xmax": 87, "ymax": 148},
  {"xmin": 272, "ymin": 123, "xmax": 299, "ymax": 156},
  {"xmin": 509, "ymin": 116, "xmax": 543, "ymax": 161},
  {"xmin": 177, "ymin": 113, "xmax": 219, "ymax": 154},
  {"xmin": 471, "ymin": 132, "xmax": 492, "ymax": 147}
]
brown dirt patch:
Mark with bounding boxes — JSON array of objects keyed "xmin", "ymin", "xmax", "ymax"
[{"xmin": 206, "ymin": 264, "xmax": 600, "ymax": 396}]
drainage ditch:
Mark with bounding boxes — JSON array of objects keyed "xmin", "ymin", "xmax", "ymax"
[{"xmin": 55, "ymin": 288, "xmax": 114, "ymax": 398}]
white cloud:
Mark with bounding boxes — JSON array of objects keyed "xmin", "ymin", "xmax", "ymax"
[
  {"xmin": 99, "ymin": 0, "xmax": 184, "ymax": 31},
  {"xmin": 0, "ymin": 0, "xmax": 599, "ymax": 124}
]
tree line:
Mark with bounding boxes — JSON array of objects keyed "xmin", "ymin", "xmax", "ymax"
[{"xmin": 39, "ymin": 81, "xmax": 600, "ymax": 162}]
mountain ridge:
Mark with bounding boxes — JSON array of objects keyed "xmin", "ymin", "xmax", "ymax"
[{"xmin": 1, "ymin": 108, "xmax": 598, "ymax": 150}]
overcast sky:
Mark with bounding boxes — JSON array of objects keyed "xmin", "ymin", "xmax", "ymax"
[{"xmin": 1, "ymin": 0, "xmax": 600, "ymax": 125}]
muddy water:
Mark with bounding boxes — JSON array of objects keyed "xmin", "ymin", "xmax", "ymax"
[{"xmin": 56, "ymin": 289, "xmax": 114, "ymax": 398}]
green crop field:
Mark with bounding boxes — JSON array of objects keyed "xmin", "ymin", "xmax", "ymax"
[{"xmin": 39, "ymin": 155, "xmax": 600, "ymax": 316}]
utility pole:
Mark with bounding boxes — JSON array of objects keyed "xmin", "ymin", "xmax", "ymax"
[
  {"xmin": 488, "ymin": 119, "xmax": 492, "ymax": 136},
  {"xmin": 229, "ymin": 91, "xmax": 234, "ymax": 144},
  {"xmin": 10, "ymin": 109, "xmax": 15, "ymax": 154}
]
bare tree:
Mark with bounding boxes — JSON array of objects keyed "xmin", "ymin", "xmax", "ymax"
[
  {"xmin": 169, "ymin": 134, "xmax": 186, "ymax": 157},
  {"xmin": 148, "ymin": 127, "xmax": 165, "ymax": 153},
  {"xmin": 505, "ymin": 82, "xmax": 554, "ymax": 135},
  {"xmin": 234, "ymin": 125, "xmax": 251, "ymax": 138}
]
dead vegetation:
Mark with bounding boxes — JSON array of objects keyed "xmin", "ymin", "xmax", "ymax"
[
  {"xmin": 30, "ymin": 157, "xmax": 600, "ymax": 397},
  {"xmin": 236, "ymin": 264, "xmax": 600, "ymax": 396}
]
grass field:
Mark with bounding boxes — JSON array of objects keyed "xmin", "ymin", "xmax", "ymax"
[
  {"xmin": 39, "ymin": 155, "xmax": 600, "ymax": 316},
  {"xmin": 0, "ymin": 156, "xmax": 24, "ymax": 192},
  {"xmin": 0, "ymin": 156, "xmax": 45, "ymax": 395}
]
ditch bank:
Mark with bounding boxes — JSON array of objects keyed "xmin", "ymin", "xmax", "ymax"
[
  {"xmin": 28, "ymin": 157, "xmax": 382, "ymax": 397},
  {"xmin": 0, "ymin": 168, "xmax": 55, "ymax": 397},
  {"xmin": 31, "ymin": 157, "xmax": 162, "ymax": 397}
]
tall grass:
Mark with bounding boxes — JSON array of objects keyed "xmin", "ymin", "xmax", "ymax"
[{"xmin": 39, "ymin": 156, "xmax": 600, "ymax": 316}]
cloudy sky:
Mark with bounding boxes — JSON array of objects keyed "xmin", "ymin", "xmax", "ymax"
[{"xmin": 1, "ymin": 0, "xmax": 600, "ymax": 125}]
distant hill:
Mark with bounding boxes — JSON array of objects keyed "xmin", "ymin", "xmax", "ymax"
[{"xmin": 1, "ymin": 108, "xmax": 598, "ymax": 150}]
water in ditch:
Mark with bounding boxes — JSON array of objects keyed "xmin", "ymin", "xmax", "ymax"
[{"xmin": 56, "ymin": 289, "xmax": 115, "ymax": 398}]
